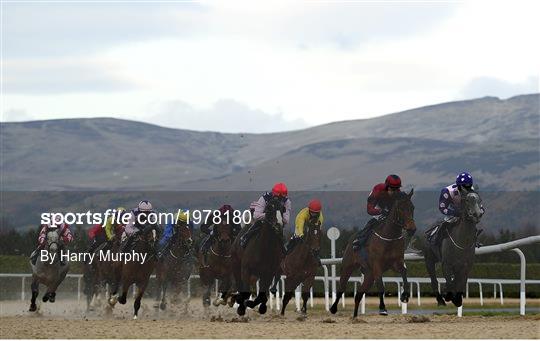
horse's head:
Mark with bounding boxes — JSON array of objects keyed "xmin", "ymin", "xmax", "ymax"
[
  {"xmin": 390, "ymin": 188, "xmax": 416, "ymax": 232},
  {"xmin": 176, "ymin": 221, "xmax": 193, "ymax": 247},
  {"xmin": 304, "ymin": 221, "xmax": 322, "ymax": 254},
  {"xmin": 46, "ymin": 227, "xmax": 60, "ymax": 254},
  {"xmin": 461, "ymin": 190, "xmax": 484, "ymax": 224},
  {"xmin": 265, "ymin": 197, "xmax": 285, "ymax": 227}
]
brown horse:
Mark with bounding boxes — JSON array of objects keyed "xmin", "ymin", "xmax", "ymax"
[
  {"xmin": 232, "ymin": 199, "xmax": 285, "ymax": 316},
  {"xmin": 330, "ymin": 189, "xmax": 416, "ymax": 317},
  {"xmin": 154, "ymin": 224, "xmax": 193, "ymax": 311},
  {"xmin": 108, "ymin": 224, "xmax": 158, "ymax": 319},
  {"xmin": 199, "ymin": 223, "xmax": 235, "ymax": 307},
  {"xmin": 83, "ymin": 239, "xmax": 122, "ymax": 311},
  {"xmin": 280, "ymin": 222, "xmax": 322, "ymax": 315}
]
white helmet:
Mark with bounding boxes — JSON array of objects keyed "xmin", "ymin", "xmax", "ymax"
[{"xmin": 138, "ymin": 200, "xmax": 153, "ymax": 212}]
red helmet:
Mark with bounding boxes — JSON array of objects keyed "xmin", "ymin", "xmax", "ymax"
[
  {"xmin": 271, "ymin": 182, "xmax": 288, "ymax": 197},
  {"xmin": 385, "ymin": 174, "xmax": 402, "ymax": 189},
  {"xmin": 308, "ymin": 199, "xmax": 322, "ymax": 213}
]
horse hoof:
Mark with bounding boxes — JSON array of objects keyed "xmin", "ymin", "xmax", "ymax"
[
  {"xmin": 258, "ymin": 304, "xmax": 267, "ymax": 315},
  {"xmin": 160, "ymin": 302, "xmax": 167, "ymax": 310},
  {"xmin": 237, "ymin": 306, "xmax": 246, "ymax": 316},
  {"xmin": 108, "ymin": 296, "xmax": 118, "ymax": 306},
  {"xmin": 379, "ymin": 309, "xmax": 388, "ymax": 316},
  {"xmin": 212, "ymin": 298, "xmax": 223, "ymax": 307},
  {"xmin": 118, "ymin": 296, "xmax": 127, "ymax": 305},
  {"xmin": 42, "ymin": 294, "xmax": 49, "ymax": 302},
  {"xmin": 436, "ymin": 296, "xmax": 447, "ymax": 306},
  {"xmin": 400, "ymin": 292, "xmax": 410, "ymax": 303},
  {"xmin": 452, "ymin": 295, "xmax": 463, "ymax": 307},
  {"xmin": 203, "ymin": 298, "xmax": 211, "ymax": 307},
  {"xmin": 133, "ymin": 315, "xmax": 138, "ymax": 320},
  {"xmin": 245, "ymin": 300, "xmax": 256, "ymax": 309},
  {"xmin": 29, "ymin": 304, "xmax": 37, "ymax": 312},
  {"xmin": 49, "ymin": 293, "xmax": 56, "ymax": 303},
  {"xmin": 329, "ymin": 304, "xmax": 338, "ymax": 314}
]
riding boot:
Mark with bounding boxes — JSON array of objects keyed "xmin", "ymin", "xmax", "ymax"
[
  {"xmin": 30, "ymin": 247, "xmax": 41, "ymax": 265},
  {"xmin": 240, "ymin": 221, "xmax": 261, "ymax": 248},
  {"xmin": 352, "ymin": 219, "xmax": 377, "ymax": 251},
  {"xmin": 58, "ymin": 245, "xmax": 67, "ymax": 266},
  {"xmin": 475, "ymin": 228, "xmax": 483, "ymax": 248}
]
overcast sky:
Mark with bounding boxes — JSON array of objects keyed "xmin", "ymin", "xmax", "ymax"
[{"xmin": 1, "ymin": 0, "xmax": 539, "ymax": 133}]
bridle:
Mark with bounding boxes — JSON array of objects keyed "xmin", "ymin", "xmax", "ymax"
[{"xmin": 373, "ymin": 197, "xmax": 413, "ymax": 242}]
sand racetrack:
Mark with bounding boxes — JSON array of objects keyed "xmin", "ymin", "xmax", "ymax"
[{"xmin": 1, "ymin": 298, "xmax": 539, "ymax": 339}]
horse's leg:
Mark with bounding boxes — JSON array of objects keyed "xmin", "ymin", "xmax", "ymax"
[
  {"xmin": 376, "ymin": 278, "xmax": 387, "ymax": 315},
  {"xmin": 257, "ymin": 276, "xmax": 272, "ymax": 315},
  {"xmin": 330, "ymin": 261, "xmax": 355, "ymax": 314},
  {"xmin": 425, "ymin": 250, "xmax": 445, "ymax": 306},
  {"xmin": 159, "ymin": 281, "xmax": 168, "ymax": 310},
  {"xmin": 29, "ymin": 278, "xmax": 39, "ymax": 312},
  {"xmin": 118, "ymin": 281, "xmax": 130, "ymax": 305},
  {"xmin": 442, "ymin": 260, "xmax": 454, "ymax": 302},
  {"xmin": 280, "ymin": 275, "xmax": 301, "ymax": 315},
  {"xmin": 394, "ymin": 261, "xmax": 410, "ymax": 303},
  {"xmin": 133, "ymin": 280, "xmax": 148, "ymax": 319},
  {"xmin": 202, "ymin": 281, "xmax": 211, "ymax": 307},
  {"xmin": 353, "ymin": 272, "xmax": 374, "ymax": 318},
  {"xmin": 451, "ymin": 262, "xmax": 470, "ymax": 307},
  {"xmin": 300, "ymin": 277, "xmax": 313, "ymax": 315}
]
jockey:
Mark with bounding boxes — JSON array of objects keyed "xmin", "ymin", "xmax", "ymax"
[
  {"xmin": 87, "ymin": 207, "xmax": 127, "ymax": 255},
  {"xmin": 352, "ymin": 174, "xmax": 411, "ymax": 251},
  {"xmin": 104, "ymin": 207, "xmax": 127, "ymax": 242},
  {"xmin": 286, "ymin": 199, "xmax": 324, "ymax": 262},
  {"xmin": 199, "ymin": 204, "xmax": 241, "ymax": 267},
  {"xmin": 120, "ymin": 200, "xmax": 156, "ymax": 252},
  {"xmin": 87, "ymin": 223, "xmax": 106, "ymax": 254},
  {"xmin": 31, "ymin": 216, "xmax": 73, "ymax": 265},
  {"xmin": 157, "ymin": 209, "xmax": 193, "ymax": 259},
  {"xmin": 425, "ymin": 172, "xmax": 485, "ymax": 252},
  {"xmin": 240, "ymin": 182, "xmax": 291, "ymax": 248}
]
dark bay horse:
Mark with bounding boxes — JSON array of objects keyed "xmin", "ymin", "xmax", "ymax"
[
  {"xmin": 232, "ymin": 199, "xmax": 285, "ymax": 316},
  {"xmin": 29, "ymin": 227, "xmax": 69, "ymax": 311},
  {"xmin": 108, "ymin": 225, "xmax": 158, "ymax": 319},
  {"xmin": 330, "ymin": 189, "xmax": 416, "ymax": 317},
  {"xmin": 280, "ymin": 222, "xmax": 322, "ymax": 315},
  {"xmin": 199, "ymin": 223, "xmax": 235, "ymax": 307},
  {"xmin": 154, "ymin": 224, "xmax": 193, "ymax": 311},
  {"xmin": 83, "ymin": 239, "xmax": 122, "ymax": 312},
  {"xmin": 424, "ymin": 190, "xmax": 484, "ymax": 307}
]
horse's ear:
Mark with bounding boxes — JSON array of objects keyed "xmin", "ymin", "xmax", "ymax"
[{"xmin": 408, "ymin": 188, "xmax": 414, "ymax": 198}]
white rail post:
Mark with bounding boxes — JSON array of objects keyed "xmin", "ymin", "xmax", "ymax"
[
  {"xmin": 21, "ymin": 276, "xmax": 25, "ymax": 301},
  {"xmin": 498, "ymin": 283, "xmax": 504, "ymax": 305},
  {"xmin": 466, "ymin": 282, "xmax": 469, "ymax": 299},
  {"xmin": 187, "ymin": 276, "xmax": 191, "ymax": 298},
  {"xmin": 310, "ymin": 287, "xmax": 313, "ymax": 308},
  {"xmin": 327, "ymin": 227, "xmax": 340, "ymax": 303},
  {"xmin": 322, "ymin": 264, "xmax": 330, "ymax": 311},
  {"xmin": 493, "ymin": 283, "xmax": 497, "ymax": 299},
  {"xmin": 361, "ymin": 293, "xmax": 366, "ymax": 314},
  {"xmin": 77, "ymin": 277, "xmax": 81, "ymax": 303},
  {"xmin": 512, "ymin": 248, "xmax": 526, "ymax": 315},
  {"xmin": 478, "ymin": 282, "xmax": 483, "ymax": 306},
  {"xmin": 416, "ymin": 281, "xmax": 421, "ymax": 306}
]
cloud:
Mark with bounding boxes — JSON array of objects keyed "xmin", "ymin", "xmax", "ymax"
[
  {"xmin": 0, "ymin": 108, "xmax": 33, "ymax": 122},
  {"xmin": 149, "ymin": 99, "xmax": 308, "ymax": 133},
  {"xmin": 4, "ymin": 59, "xmax": 138, "ymax": 94},
  {"xmin": 459, "ymin": 76, "xmax": 539, "ymax": 100},
  {"xmin": 2, "ymin": 2, "xmax": 207, "ymax": 58}
]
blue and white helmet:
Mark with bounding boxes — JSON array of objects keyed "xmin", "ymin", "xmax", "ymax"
[
  {"xmin": 137, "ymin": 200, "xmax": 153, "ymax": 212},
  {"xmin": 456, "ymin": 172, "xmax": 473, "ymax": 187}
]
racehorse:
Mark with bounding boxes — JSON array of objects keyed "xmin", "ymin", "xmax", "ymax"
[
  {"xmin": 29, "ymin": 226, "xmax": 69, "ymax": 311},
  {"xmin": 330, "ymin": 189, "xmax": 416, "ymax": 318},
  {"xmin": 154, "ymin": 223, "xmax": 193, "ymax": 311},
  {"xmin": 83, "ymin": 238, "xmax": 123, "ymax": 312},
  {"xmin": 424, "ymin": 189, "xmax": 484, "ymax": 307},
  {"xmin": 108, "ymin": 224, "xmax": 158, "ymax": 319},
  {"xmin": 232, "ymin": 198, "xmax": 285, "ymax": 316},
  {"xmin": 199, "ymin": 223, "xmax": 235, "ymax": 307},
  {"xmin": 280, "ymin": 221, "xmax": 321, "ymax": 315}
]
